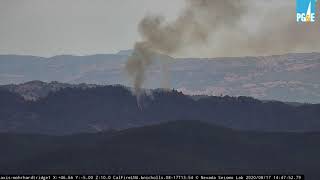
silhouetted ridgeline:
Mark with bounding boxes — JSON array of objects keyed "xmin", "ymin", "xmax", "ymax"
[
  {"xmin": 0, "ymin": 84, "xmax": 319, "ymax": 135},
  {"xmin": 0, "ymin": 120, "xmax": 319, "ymax": 179}
]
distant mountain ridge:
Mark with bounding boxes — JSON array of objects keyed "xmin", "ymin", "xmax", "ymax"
[
  {"xmin": 0, "ymin": 81, "xmax": 314, "ymax": 106},
  {"xmin": 0, "ymin": 120, "xmax": 319, "ymax": 178},
  {"xmin": 0, "ymin": 83, "xmax": 319, "ymax": 134},
  {"xmin": 0, "ymin": 52, "xmax": 319, "ymax": 103},
  {"xmin": 0, "ymin": 80, "xmax": 98, "ymax": 100}
]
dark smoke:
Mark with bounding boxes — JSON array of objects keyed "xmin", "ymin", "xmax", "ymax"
[{"xmin": 126, "ymin": 0, "xmax": 320, "ymax": 95}]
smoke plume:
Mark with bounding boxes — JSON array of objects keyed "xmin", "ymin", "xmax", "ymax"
[{"xmin": 126, "ymin": 0, "xmax": 320, "ymax": 95}]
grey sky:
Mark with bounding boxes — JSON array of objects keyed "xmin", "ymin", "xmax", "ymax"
[
  {"xmin": 0, "ymin": 0, "xmax": 184, "ymax": 56},
  {"xmin": 0, "ymin": 0, "xmax": 319, "ymax": 57}
]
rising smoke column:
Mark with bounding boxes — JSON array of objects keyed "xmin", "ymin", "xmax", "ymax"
[
  {"xmin": 126, "ymin": 0, "xmax": 247, "ymax": 95},
  {"xmin": 126, "ymin": 0, "xmax": 320, "ymax": 96}
]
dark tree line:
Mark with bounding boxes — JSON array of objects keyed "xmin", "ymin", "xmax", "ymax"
[{"xmin": 0, "ymin": 85, "xmax": 319, "ymax": 135}]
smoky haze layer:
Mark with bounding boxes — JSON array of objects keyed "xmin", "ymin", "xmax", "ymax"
[{"xmin": 125, "ymin": 0, "xmax": 320, "ymax": 95}]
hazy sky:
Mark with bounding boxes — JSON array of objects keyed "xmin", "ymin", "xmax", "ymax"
[
  {"xmin": 0, "ymin": 0, "xmax": 184, "ymax": 56},
  {"xmin": 0, "ymin": 0, "xmax": 319, "ymax": 57}
]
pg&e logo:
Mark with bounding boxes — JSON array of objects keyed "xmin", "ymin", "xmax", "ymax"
[{"xmin": 296, "ymin": 0, "xmax": 316, "ymax": 22}]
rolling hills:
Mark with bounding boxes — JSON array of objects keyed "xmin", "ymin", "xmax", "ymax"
[
  {"xmin": 0, "ymin": 120, "xmax": 319, "ymax": 178},
  {"xmin": 0, "ymin": 83, "xmax": 319, "ymax": 134},
  {"xmin": 0, "ymin": 52, "xmax": 319, "ymax": 103}
]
